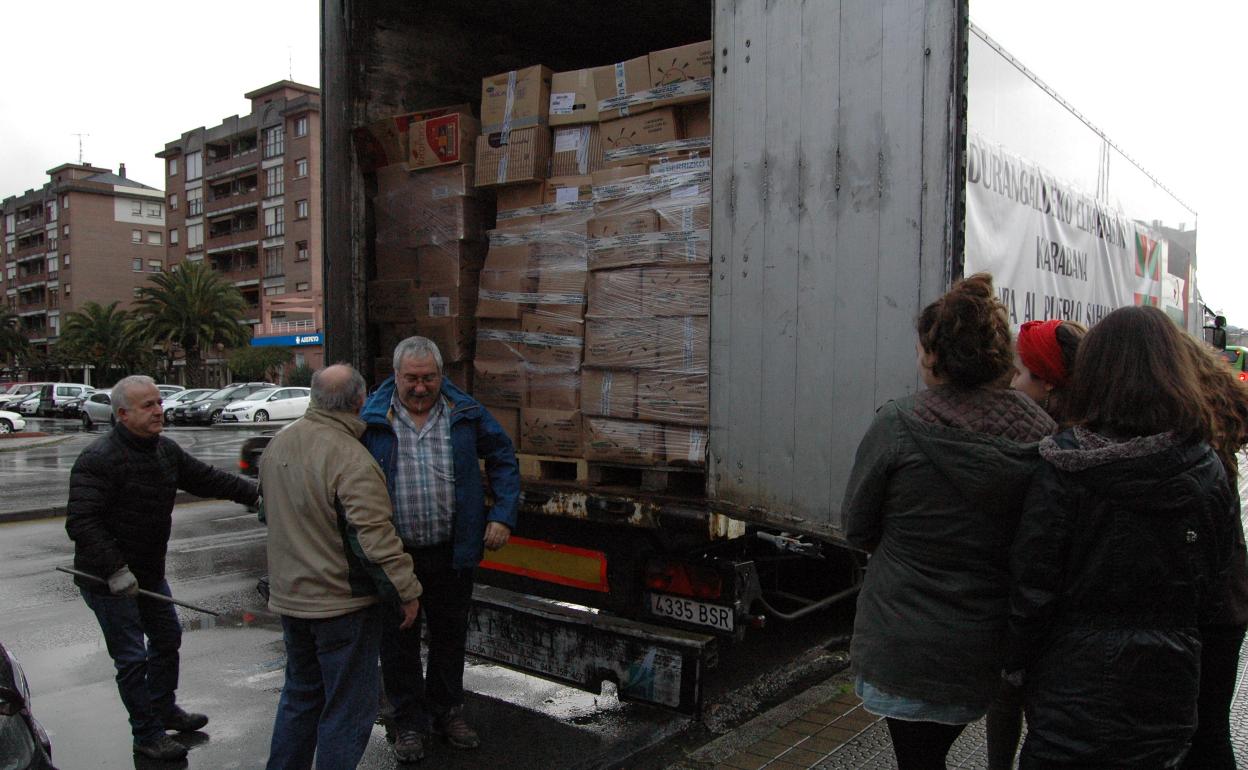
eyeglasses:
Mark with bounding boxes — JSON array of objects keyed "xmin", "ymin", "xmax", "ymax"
[{"xmin": 404, "ymin": 374, "xmax": 441, "ymax": 386}]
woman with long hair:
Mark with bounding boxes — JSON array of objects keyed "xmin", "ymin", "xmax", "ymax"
[
  {"xmin": 1007, "ymin": 305, "xmax": 1237, "ymax": 769},
  {"xmin": 843, "ymin": 274, "xmax": 1055, "ymax": 769}
]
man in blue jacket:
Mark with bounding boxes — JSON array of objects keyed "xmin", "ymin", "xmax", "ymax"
[{"xmin": 361, "ymin": 336, "xmax": 519, "ymax": 763}]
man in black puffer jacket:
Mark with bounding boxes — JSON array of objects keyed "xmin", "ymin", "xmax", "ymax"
[{"xmin": 66, "ymin": 375, "xmax": 258, "ymax": 762}]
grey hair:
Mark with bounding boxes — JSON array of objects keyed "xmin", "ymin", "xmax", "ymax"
[
  {"xmin": 111, "ymin": 375, "xmax": 157, "ymax": 416},
  {"xmin": 310, "ymin": 365, "xmax": 367, "ymax": 412},
  {"xmin": 392, "ymin": 336, "xmax": 443, "ymax": 374}
]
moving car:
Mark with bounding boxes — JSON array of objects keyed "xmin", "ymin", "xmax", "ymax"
[
  {"xmin": 79, "ymin": 390, "xmax": 114, "ymax": 430},
  {"xmin": 0, "ymin": 641, "xmax": 55, "ymax": 769},
  {"xmin": 0, "ymin": 409, "xmax": 26, "ymax": 434},
  {"xmin": 221, "ymin": 387, "xmax": 311, "ymax": 423},
  {"xmin": 161, "ymin": 388, "xmax": 213, "ymax": 422},
  {"xmin": 176, "ymin": 382, "xmax": 275, "ymax": 425}
]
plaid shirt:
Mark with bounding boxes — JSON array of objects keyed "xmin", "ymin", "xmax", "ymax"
[{"xmin": 389, "ymin": 393, "xmax": 456, "ymax": 546}]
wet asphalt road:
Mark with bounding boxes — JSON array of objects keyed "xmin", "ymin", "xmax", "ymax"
[{"xmin": 0, "ymin": 421, "xmax": 853, "ymax": 769}]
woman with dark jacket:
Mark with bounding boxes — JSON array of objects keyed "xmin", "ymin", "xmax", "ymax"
[
  {"xmin": 844, "ymin": 274, "xmax": 1056, "ymax": 769},
  {"xmin": 1007, "ymin": 305, "xmax": 1238, "ymax": 769}
]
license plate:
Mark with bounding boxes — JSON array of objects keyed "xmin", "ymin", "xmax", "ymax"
[{"xmin": 648, "ymin": 593, "xmax": 734, "ymax": 632}]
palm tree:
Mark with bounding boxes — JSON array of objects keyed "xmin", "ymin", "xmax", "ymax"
[
  {"xmin": 132, "ymin": 261, "xmax": 250, "ymax": 387},
  {"xmin": 60, "ymin": 301, "xmax": 148, "ymax": 386},
  {"xmin": 0, "ymin": 305, "xmax": 29, "ymax": 365}
]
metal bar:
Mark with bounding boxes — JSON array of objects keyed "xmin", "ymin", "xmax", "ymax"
[{"xmin": 55, "ymin": 567, "xmax": 220, "ymax": 616}]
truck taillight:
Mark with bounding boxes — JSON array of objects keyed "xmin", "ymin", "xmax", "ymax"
[
  {"xmin": 644, "ymin": 559, "xmax": 722, "ymax": 600},
  {"xmin": 1239, "ymin": 372, "xmax": 1247, "ymax": 382}
]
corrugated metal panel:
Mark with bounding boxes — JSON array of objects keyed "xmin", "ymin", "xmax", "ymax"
[{"xmin": 709, "ymin": 0, "xmax": 963, "ymax": 539}]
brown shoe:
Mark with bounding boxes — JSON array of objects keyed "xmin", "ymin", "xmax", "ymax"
[
  {"xmin": 393, "ymin": 727, "xmax": 425, "ymax": 762},
  {"xmin": 433, "ymin": 706, "xmax": 480, "ymax": 750}
]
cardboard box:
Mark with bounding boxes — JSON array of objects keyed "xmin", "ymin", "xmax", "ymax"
[
  {"xmin": 527, "ymin": 366, "xmax": 581, "ymax": 410},
  {"xmin": 549, "ymin": 68, "xmax": 600, "ymax": 126},
  {"xmin": 657, "ymin": 316, "xmax": 710, "ymax": 371},
  {"xmin": 544, "ymin": 175, "xmax": 594, "ymax": 205},
  {"xmin": 412, "ymin": 197, "xmax": 486, "ymax": 247},
  {"xmin": 415, "ymin": 316, "xmax": 476, "ymax": 362},
  {"xmin": 475, "ymin": 319, "xmax": 524, "ymax": 361},
  {"xmin": 590, "ymin": 164, "xmax": 649, "ymax": 187},
  {"xmin": 550, "ymin": 124, "xmax": 605, "ymax": 177},
  {"xmin": 521, "ymin": 312, "xmax": 584, "ymax": 367},
  {"xmin": 584, "ymin": 417, "xmax": 663, "ymax": 465},
  {"xmin": 475, "ymin": 126, "xmax": 551, "ymax": 188},
  {"xmin": 664, "ymin": 425, "xmax": 708, "ymax": 465},
  {"xmin": 592, "ymin": 56, "xmax": 654, "ymax": 121},
  {"xmin": 477, "ymin": 267, "xmax": 532, "ymax": 320},
  {"xmin": 495, "ymin": 182, "xmax": 547, "ymax": 230},
  {"xmin": 414, "ymin": 241, "xmax": 487, "ymax": 284},
  {"xmin": 648, "ymin": 41, "xmax": 715, "ymax": 106},
  {"xmin": 487, "ymin": 406, "xmax": 521, "ymax": 448},
  {"xmin": 354, "ymin": 104, "xmax": 472, "ymax": 173},
  {"xmin": 535, "ymin": 264, "xmax": 587, "ymax": 320},
  {"xmin": 474, "ymin": 359, "xmax": 526, "ymax": 407},
  {"xmin": 643, "ymin": 266, "xmax": 710, "ymax": 315},
  {"xmin": 601, "ymin": 108, "xmax": 681, "ymax": 158},
  {"xmin": 637, "ymin": 370, "xmax": 709, "ymax": 426},
  {"xmin": 407, "ymin": 112, "xmax": 479, "ymax": 170},
  {"xmin": 656, "ymin": 203, "xmax": 710, "ymax": 265},
  {"xmin": 587, "ymin": 268, "xmax": 644, "ymax": 317},
  {"xmin": 368, "ymin": 279, "xmax": 420, "ymax": 323},
  {"xmin": 588, "ymin": 210, "xmax": 660, "ymax": 271},
  {"xmin": 521, "ymin": 409, "xmax": 583, "ymax": 457},
  {"xmin": 375, "ymin": 162, "xmax": 477, "ymax": 206},
  {"xmin": 481, "ymin": 65, "xmax": 552, "ymax": 132},
  {"xmin": 585, "ymin": 318, "xmax": 660, "ymax": 368},
  {"xmin": 582, "ymin": 368, "xmax": 637, "ymax": 419},
  {"xmin": 680, "ymin": 102, "xmax": 712, "ymax": 139}
]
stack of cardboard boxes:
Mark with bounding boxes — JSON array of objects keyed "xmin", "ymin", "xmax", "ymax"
[{"xmin": 362, "ymin": 104, "xmax": 489, "ymax": 386}]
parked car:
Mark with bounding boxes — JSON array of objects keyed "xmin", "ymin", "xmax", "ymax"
[
  {"xmin": 16, "ymin": 393, "xmax": 41, "ymax": 417},
  {"xmin": 0, "ymin": 409, "xmax": 26, "ymax": 434},
  {"xmin": 0, "ymin": 383, "xmax": 46, "ymax": 410},
  {"xmin": 57, "ymin": 396, "xmax": 87, "ymax": 420},
  {"xmin": 34, "ymin": 383, "xmax": 92, "ymax": 418},
  {"xmin": 221, "ymin": 387, "xmax": 311, "ymax": 423},
  {"xmin": 0, "ymin": 641, "xmax": 55, "ymax": 769},
  {"xmin": 79, "ymin": 390, "xmax": 114, "ymax": 431},
  {"xmin": 176, "ymin": 382, "xmax": 275, "ymax": 426},
  {"xmin": 156, "ymin": 384, "xmax": 185, "ymax": 399},
  {"xmin": 162, "ymin": 388, "xmax": 214, "ymax": 422}
]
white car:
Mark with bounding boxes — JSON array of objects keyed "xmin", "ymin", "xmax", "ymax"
[
  {"xmin": 220, "ymin": 387, "xmax": 311, "ymax": 423},
  {"xmin": 16, "ymin": 392, "xmax": 41, "ymax": 417},
  {"xmin": 80, "ymin": 390, "xmax": 115, "ymax": 430},
  {"xmin": 0, "ymin": 409, "xmax": 26, "ymax": 433},
  {"xmin": 161, "ymin": 388, "xmax": 214, "ymax": 421}
]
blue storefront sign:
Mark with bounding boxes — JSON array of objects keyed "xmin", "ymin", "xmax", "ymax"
[{"xmin": 251, "ymin": 333, "xmax": 323, "ymax": 347}]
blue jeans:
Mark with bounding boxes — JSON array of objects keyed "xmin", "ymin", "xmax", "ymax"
[
  {"xmin": 266, "ymin": 604, "xmax": 382, "ymax": 770},
  {"xmin": 379, "ymin": 543, "xmax": 474, "ymax": 731},
  {"xmin": 81, "ymin": 581, "xmax": 182, "ymax": 742}
]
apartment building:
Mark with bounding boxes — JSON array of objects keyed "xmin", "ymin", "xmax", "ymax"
[
  {"xmin": 1, "ymin": 163, "xmax": 166, "ymax": 375},
  {"xmin": 158, "ymin": 80, "xmax": 323, "ymax": 374}
]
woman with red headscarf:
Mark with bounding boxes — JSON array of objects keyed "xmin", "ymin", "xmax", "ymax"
[{"xmin": 1011, "ymin": 319, "xmax": 1086, "ymax": 422}]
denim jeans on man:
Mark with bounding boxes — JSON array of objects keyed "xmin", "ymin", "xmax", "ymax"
[
  {"xmin": 380, "ymin": 542, "xmax": 474, "ymax": 731},
  {"xmin": 266, "ymin": 604, "xmax": 382, "ymax": 770},
  {"xmin": 81, "ymin": 580, "xmax": 181, "ymax": 742}
]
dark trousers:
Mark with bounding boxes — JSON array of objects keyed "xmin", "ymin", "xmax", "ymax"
[
  {"xmin": 1181, "ymin": 623, "xmax": 1247, "ymax": 770},
  {"xmin": 81, "ymin": 581, "xmax": 182, "ymax": 742},
  {"xmin": 379, "ymin": 542, "xmax": 474, "ymax": 731},
  {"xmin": 886, "ymin": 718, "xmax": 967, "ymax": 770},
  {"xmin": 985, "ymin": 681, "xmax": 1024, "ymax": 770},
  {"xmin": 266, "ymin": 604, "xmax": 382, "ymax": 770}
]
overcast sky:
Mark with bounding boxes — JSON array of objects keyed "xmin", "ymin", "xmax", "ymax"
[{"xmin": 3, "ymin": 1, "xmax": 1242, "ymax": 320}]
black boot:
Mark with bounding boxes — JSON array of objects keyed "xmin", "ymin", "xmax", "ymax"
[{"xmin": 163, "ymin": 705, "xmax": 209, "ymax": 732}]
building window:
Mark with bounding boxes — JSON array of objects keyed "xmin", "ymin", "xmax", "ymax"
[
  {"xmin": 48, "ymin": 315, "xmax": 59, "ymax": 336},
  {"xmin": 263, "ymin": 126, "xmax": 285, "ymax": 159},
  {"xmin": 265, "ymin": 166, "xmax": 284, "ymax": 197},
  {"xmin": 296, "ymin": 281, "xmax": 309, "ymax": 292},
  {"xmin": 187, "ymin": 187, "xmax": 202, "ymax": 216},
  {"xmin": 294, "ymin": 116, "xmax": 308, "ymax": 137},
  {"xmin": 168, "ymin": 193, "xmax": 178, "ymax": 210},
  {"xmin": 168, "ymin": 158, "xmax": 178, "ymax": 176},
  {"xmin": 131, "ymin": 200, "xmax": 143, "ymax": 216},
  {"xmin": 62, "ymin": 194, "xmax": 69, "ymax": 209},
  {"xmin": 64, "ymin": 283, "xmax": 71, "ymax": 295},
  {"xmin": 186, "ymin": 151, "xmax": 202, "ymax": 181},
  {"xmin": 145, "ymin": 202, "xmax": 161, "ymax": 218},
  {"xmin": 169, "ymin": 228, "xmax": 179, "ymax": 245},
  {"xmin": 47, "ymin": 256, "xmax": 58, "ymax": 274},
  {"xmin": 147, "ymin": 231, "xmax": 162, "ymax": 246},
  {"xmin": 295, "ymin": 158, "xmax": 308, "ymax": 178},
  {"xmin": 264, "ymin": 206, "xmax": 285, "ymax": 237},
  {"xmin": 6, "ymin": 266, "xmax": 15, "ymax": 281},
  {"xmin": 295, "ymin": 199, "xmax": 308, "ymax": 220},
  {"xmin": 131, "ymin": 229, "xmax": 142, "ymax": 243},
  {"xmin": 46, "ymin": 201, "xmax": 57, "ymax": 221},
  {"xmin": 133, "ymin": 258, "xmax": 143, "ymax": 272},
  {"xmin": 264, "ymin": 285, "xmax": 286, "ymax": 297},
  {"xmin": 63, "ymin": 225, "xmax": 69, "ymax": 239},
  {"xmin": 187, "ymin": 223, "xmax": 203, "ymax": 250},
  {"xmin": 264, "ymin": 247, "xmax": 284, "ymax": 277},
  {"xmin": 63, "ymin": 253, "xmax": 70, "ymax": 267},
  {"xmin": 148, "ymin": 260, "xmax": 162, "ymax": 272},
  {"xmin": 295, "ymin": 241, "xmax": 308, "ymax": 261}
]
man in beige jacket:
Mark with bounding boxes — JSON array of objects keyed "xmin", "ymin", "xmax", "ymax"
[{"xmin": 261, "ymin": 364, "xmax": 421, "ymax": 770}]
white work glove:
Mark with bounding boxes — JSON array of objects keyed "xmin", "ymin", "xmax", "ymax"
[{"xmin": 108, "ymin": 567, "xmax": 139, "ymax": 596}]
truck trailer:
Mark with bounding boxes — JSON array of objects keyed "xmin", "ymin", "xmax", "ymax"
[{"xmin": 318, "ymin": 0, "xmax": 1197, "ymax": 714}]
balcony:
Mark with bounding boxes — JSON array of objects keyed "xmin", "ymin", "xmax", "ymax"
[
  {"xmin": 13, "ymin": 233, "xmax": 47, "ymax": 255},
  {"xmin": 13, "ymin": 213, "xmax": 45, "ymax": 236},
  {"xmin": 15, "ymin": 269, "xmax": 47, "ymax": 289},
  {"xmin": 205, "ymin": 186, "xmax": 260, "ymax": 216},
  {"xmin": 207, "ymin": 211, "xmax": 259, "ymax": 246},
  {"xmin": 16, "ymin": 297, "xmax": 46, "ymax": 313},
  {"xmin": 252, "ymin": 318, "xmax": 317, "ymax": 337},
  {"xmin": 209, "ymin": 248, "xmax": 261, "ymax": 283}
]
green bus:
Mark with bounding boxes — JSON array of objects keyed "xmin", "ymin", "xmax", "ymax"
[{"xmin": 1219, "ymin": 345, "xmax": 1248, "ymax": 382}]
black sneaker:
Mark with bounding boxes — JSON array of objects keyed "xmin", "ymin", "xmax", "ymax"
[
  {"xmin": 433, "ymin": 706, "xmax": 480, "ymax": 750},
  {"xmin": 134, "ymin": 734, "xmax": 189, "ymax": 760},
  {"xmin": 163, "ymin": 706, "xmax": 209, "ymax": 732},
  {"xmin": 394, "ymin": 727, "xmax": 425, "ymax": 762}
]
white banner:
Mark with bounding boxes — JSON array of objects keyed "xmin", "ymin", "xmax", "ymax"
[{"xmin": 965, "ymin": 135, "xmax": 1177, "ymax": 328}]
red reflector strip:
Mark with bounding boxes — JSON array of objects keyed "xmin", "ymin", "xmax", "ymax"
[{"xmin": 479, "ymin": 536, "xmax": 609, "ymax": 593}]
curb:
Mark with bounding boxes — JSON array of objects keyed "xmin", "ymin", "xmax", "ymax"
[
  {"xmin": 0, "ymin": 434, "xmax": 74, "ymax": 453},
  {"xmin": 0, "ymin": 491, "xmax": 205, "ymax": 525}
]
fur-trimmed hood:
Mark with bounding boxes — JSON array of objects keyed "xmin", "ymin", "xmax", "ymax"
[{"xmin": 1040, "ymin": 426, "xmax": 1181, "ymax": 473}]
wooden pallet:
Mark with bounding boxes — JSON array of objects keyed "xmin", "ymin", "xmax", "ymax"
[
  {"xmin": 587, "ymin": 462, "xmax": 707, "ymax": 495},
  {"xmin": 517, "ymin": 453, "xmax": 589, "ymax": 483}
]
